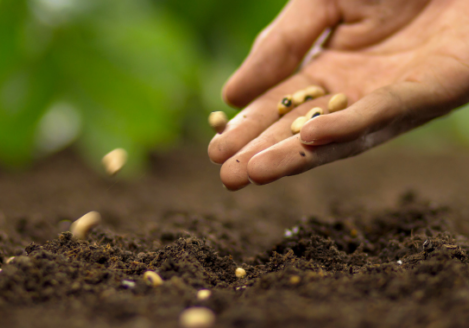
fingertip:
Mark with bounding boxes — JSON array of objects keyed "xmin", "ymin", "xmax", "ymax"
[
  {"xmin": 247, "ymin": 151, "xmax": 279, "ymax": 186},
  {"xmin": 220, "ymin": 159, "xmax": 251, "ymax": 191},
  {"xmin": 222, "ymin": 76, "xmax": 246, "ymax": 109},
  {"xmin": 208, "ymin": 136, "xmax": 231, "ymax": 164}
]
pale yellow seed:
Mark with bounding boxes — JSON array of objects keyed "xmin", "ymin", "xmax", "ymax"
[
  {"xmin": 292, "ymin": 90, "xmax": 311, "ymax": 106},
  {"xmin": 6, "ymin": 256, "xmax": 15, "ymax": 264},
  {"xmin": 328, "ymin": 93, "xmax": 348, "ymax": 113},
  {"xmin": 305, "ymin": 107, "xmax": 324, "ymax": 119},
  {"xmin": 197, "ymin": 289, "xmax": 212, "ymax": 301},
  {"xmin": 305, "ymin": 85, "xmax": 326, "ymax": 99},
  {"xmin": 143, "ymin": 271, "xmax": 163, "ymax": 287},
  {"xmin": 291, "ymin": 116, "xmax": 308, "ymax": 134},
  {"xmin": 102, "ymin": 148, "xmax": 128, "ymax": 176},
  {"xmin": 290, "ymin": 276, "xmax": 301, "ymax": 285},
  {"xmin": 235, "ymin": 267, "xmax": 246, "ymax": 279},
  {"xmin": 278, "ymin": 95, "xmax": 293, "ymax": 115},
  {"xmin": 71, "ymin": 211, "xmax": 101, "ymax": 240},
  {"xmin": 208, "ymin": 111, "xmax": 228, "ymax": 134},
  {"xmin": 179, "ymin": 307, "xmax": 215, "ymax": 328}
]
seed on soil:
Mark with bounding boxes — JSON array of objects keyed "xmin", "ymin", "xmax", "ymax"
[
  {"xmin": 328, "ymin": 93, "xmax": 348, "ymax": 113},
  {"xmin": 208, "ymin": 111, "xmax": 228, "ymax": 134},
  {"xmin": 305, "ymin": 85, "xmax": 326, "ymax": 98},
  {"xmin": 102, "ymin": 148, "xmax": 128, "ymax": 176},
  {"xmin": 179, "ymin": 307, "xmax": 215, "ymax": 328},
  {"xmin": 121, "ymin": 280, "xmax": 136, "ymax": 289},
  {"xmin": 292, "ymin": 90, "xmax": 312, "ymax": 106},
  {"xmin": 70, "ymin": 211, "xmax": 101, "ymax": 240},
  {"xmin": 143, "ymin": 271, "xmax": 163, "ymax": 287},
  {"xmin": 197, "ymin": 289, "xmax": 211, "ymax": 301},
  {"xmin": 235, "ymin": 267, "xmax": 246, "ymax": 279},
  {"xmin": 306, "ymin": 107, "xmax": 324, "ymax": 119},
  {"xmin": 290, "ymin": 276, "xmax": 301, "ymax": 285},
  {"xmin": 278, "ymin": 95, "xmax": 293, "ymax": 115},
  {"xmin": 291, "ymin": 116, "xmax": 308, "ymax": 134},
  {"xmin": 6, "ymin": 256, "xmax": 15, "ymax": 264}
]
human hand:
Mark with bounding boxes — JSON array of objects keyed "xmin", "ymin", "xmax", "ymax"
[{"xmin": 208, "ymin": 0, "xmax": 469, "ymax": 190}]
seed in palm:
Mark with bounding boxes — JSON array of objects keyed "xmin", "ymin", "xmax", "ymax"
[
  {"xmin": 306, "ymin": 107, "xmax": 324, "ymax": 119},
  {"xmin": 292, "ymin": 90, "xmax": 312, "ymax": 106},
  {"xmin": 305, "ymin": 85, "xmax": 326, "ymax": 99},
  {"xmin": 328, "ymin": 93, "xmax": 348, "ymax": 113},
  {"xmin": 278, "ymin": 95, "xmax": 294, "ymax": 115},
  {"xmin": 291, "ymin": 116, "xmax": 308, "ymax": 134}
]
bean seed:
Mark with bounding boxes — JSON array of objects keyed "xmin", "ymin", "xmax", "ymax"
[
  {"xmin": 235, "ymin": 267, "xmax": 246, "ymax": 279},
  {"xmin": 306, "ymin": 107, "xmax": 324, "ymax": 119},
  {"xmin": 305, "ymin": 85, "xmax": 326, "ymax": 98},
  {"xmin": 291, "ymin": 116, "xmax": 308, "ymax": 134},
  {"xmin": 278, "ymin": 95, "xmax": 293, "ymax": 115},
  {"xmin": 328, "ymin": 93, "xmax": 348, "ymax": 113},
  {"xmin": 6, "ymin": 256, "xmax": 15, "ymax": 264},
  {"xmin": 70, "ymin": 211, "xmax": 101, "ymax": 240},
  {"xmin": 197, "ymin": 289, "xmax": 211, "ymax": 301},
  {"xmin": 143, "ymin": 271, "xmax": 163, "ymax": 287},
  {"xmin": 102, "ymin": 148, "xmax": 127, "ymax": 176},
  {"xmin": 180, "ymin": 307, "xmax": 215, "ymax": 328},
  {"xmin": 292, "ymin": 90, "xmax": 312, "ymax": 106},
  {"xmin": 208, "ymin": 111, "xmax": 228, "ymax": 134}
]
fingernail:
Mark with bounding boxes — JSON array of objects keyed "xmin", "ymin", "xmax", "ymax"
[{"xmin": 247, "ymin": 176, "xmax": 259, "ymax": 186}]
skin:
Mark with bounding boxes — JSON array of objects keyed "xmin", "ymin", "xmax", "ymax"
[{"xmin": 208, "ymin": 0, "xmax": 469, "ymax": 190}]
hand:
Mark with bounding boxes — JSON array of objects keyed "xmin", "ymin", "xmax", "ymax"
[{"xmin": 208, "ymin": 0, "xmax": 469, "ymax": 190}]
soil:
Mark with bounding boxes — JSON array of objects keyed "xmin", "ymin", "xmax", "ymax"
[{"xmin": 1, "ymin": 145, "xmax": 469, "ymax": 327}]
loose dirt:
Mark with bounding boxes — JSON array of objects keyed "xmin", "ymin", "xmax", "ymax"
[{"xmin": 1, "ymin": 146, "xmax": 469, "ymax": 328}]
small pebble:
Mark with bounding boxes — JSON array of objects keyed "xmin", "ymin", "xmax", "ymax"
[
  {"xmin": 397, "ymin": 260, "xmax": 403, "ymax": 265},
  {"xmin": 328, "ymin": 93, "xmax": 348, "ymax": 113},
  {"xmin": 306, "ymin": 107, "xmax": 324, "ymax": 119},
  {"xmin": 179, "ymin": 307, "xmax": 215, "ymax": 328},
  {"xmin": 278, "ymin": 95, "xmax": 293, "ymax": 115},
  {"xmin": 292, "ymin": 90, "xmax": 311, "ymax": 106},
  {"xmin": 121, "ymin": 280, "xmax": 136, "ymax": 289},
  {"xmin": 290, "ymin": 276, "xmax": 301, "ymax": 284},
  {"xmin": 197, "ymin": 289, "xmax": 212, "ymax": 301},
  {"xmin": 235, "ymin": 267, "xmax": 246, "ymax": 279},
  {"xmin": 305, "ymin": 85, "xmax": 326, "ymax": 98},
  {"xmin": 208, "ymin": 111, "xmax": 228, "ymax": 134},
  {"xmin": 143, "ymin": 271, "xmax": 163, "ymax": 287},
  {"xmin": 102, "ymin": 148, "xmax": 128, "ymax": 176},
  {"xmin": 291, "ymin": 116, "xmax": 308, "ymax": 134},
  {"xmin": 70, "ymin": 211, "xmax": 101, "ymax": 240}
]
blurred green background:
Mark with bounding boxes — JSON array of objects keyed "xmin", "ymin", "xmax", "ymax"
[{"xmin": 0, "ymin": 0, "xmax": 468, "ymax": 174}]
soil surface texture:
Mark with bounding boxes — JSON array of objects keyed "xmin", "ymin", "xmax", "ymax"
[{"xmin": 1, "ymin": 146, "xmax": 469, "ymax": 328}]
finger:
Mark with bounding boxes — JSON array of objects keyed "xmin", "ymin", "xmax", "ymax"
[
  {"xmin": 247, "ymin": 128, "xmax": 396, "ymax": 186},
  {"xmin": 223, "ymin": 0, "xmax": 339, "ymax": 108},
  {"xmin": 220, "ymin": 95, "xmax": 333, "ymax": 190},
  {"xmin": 208, "ymin": 73, "xmax": 316, "ymax": 164},
  {"xmin": 300, "ymin": 82, "xmax": 443, "ymax": 146}
]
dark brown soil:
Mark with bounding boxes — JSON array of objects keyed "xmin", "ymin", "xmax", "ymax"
[{"xmin": 2, "ymin": 145, "xmax": 469, "ymax": 328}]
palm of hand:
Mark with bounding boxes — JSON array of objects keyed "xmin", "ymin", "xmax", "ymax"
[{"xmin": 209, "ymin": 0, "xmax": 469, "ymax": 190}]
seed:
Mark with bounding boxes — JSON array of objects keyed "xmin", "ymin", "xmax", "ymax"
[
  {"xmin": 70, "ymin": 211, "xmax": 101, "ymax": 240},
  {"xmin": 278, "ymin": 95, "xmax": 293, "ymax": 115},
  {"xmin": 102, "ymin": 148, "xmax": 127, "ymax": 176},
  {"xmin": 208, "ymin": 111, "xmax": 228, "ymax": 134},
  {"xmin": 235, "ymin": 267, "xmax": 246, "ymax": 279},
  {"xmin": 291, "ymin": 116, "xmax": 308, "ymax": 134},
  {"xmin": 305, "ymin": 85, "xmax": 326, "ymax": 99},
  {"xmin": 328, "ymin": 93, "xmax": 348, "ymax": 113},
  {"xmin": 290, "ymin": 276, "xmax": 301, "ymax": 285},
  {"xmin": 180, "ymin": 307, "xmax": 215, "ymax": 328},
  {"xmin": 6, "ymin": 256, "xmax": 15, "ymax": 264},
  {"xmin": 121, "ymin": 280, "xmax": 136, "ymax": 289},
  {"xmin": 305, "ymin": 107, "xmax": 324, "ymax": 119},
  {"xmin": 292, "ymin": 90, "xmax": 312, "ymax": 106},
  {"xmin": 197, "ymin": 289, "xmax": 212, "ymax": 301},
  {"xmin": 143, "ymin": 271, "xmax": 163, "ymax": 287}
]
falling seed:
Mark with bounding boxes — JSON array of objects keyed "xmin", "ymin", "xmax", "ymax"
[
  {"xmin": 292, "ymin": 90, "xmax": 311, "ymax": 106},
  {"xmin": 208, "ymin": 111, "xmax": 228, "ymax": 134},
  {"xmin": 278, "ymin": 95, "xmax": 293, "ymax": 115},
  {"xmin": 70, "ymin": 211, "xmax": 101, "ymax": 240},
  {"xmin": 290, "ymin": 276, "xmax": 301, "ymax": 285},
  {"xmin": 235, "ymin": 267, "xmax": 246, "ymax": 279},
  {"xmin": 305, "ymin": 85, "xmax": 326, "ymax": 99},
  {"xmin": 306, "ymin": 107, "xmax": 324, "ymax": 119},
  {"xmin": 6, "ymin": 256, "xmax": 15, "ymax": 264},
  {"xmin": 179, "ymin": 307, "xmax": 215, "ymax": 328},
  {"xmin": 197, "ymin": 289, "xmax": 212, "ymax": 301},
  {"xmin": 328, "ymin": 93, "xmax": 348, "ymax": 113},
  {"xmin": 143, "ymin": 271, "xmax": 163, "ymax": 287},
  {"xmin": 291, "ymin": 116, "xmax": 308, "ymax": 134},
  {"xmin": 102, "ymin": 148, "xmax": 128, "ymax": 176}
]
